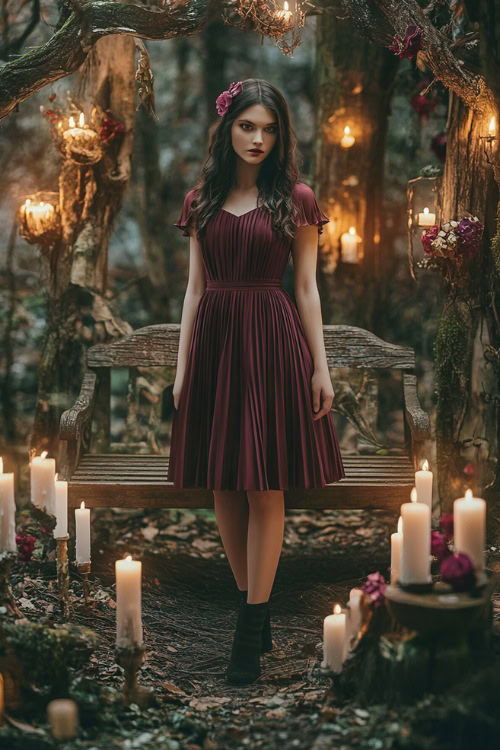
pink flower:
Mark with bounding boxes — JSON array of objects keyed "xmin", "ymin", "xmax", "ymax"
[
  {"xmin": 389, "ymin": 25, "xmax": 424, "ymax": 59},
  {"xmin": 362, "ymin": 571, "xmax": 386, "ymax": 608},
  {"xmin": 440, "ymin": 552, "xmax": 476, "ymax": 592},
  {"xmin": 439, "ymin": 513, "xmax": 454, "ymax": 542},
  {"xmin": 411, "ymin": 94, "xmax": 438, "ymax": 120},
  {"xmin": 463, "ymin": 463, "xmax": 475, "ymax": 477},
  {"xmin": 421, "ymin": 225, "xmax": 440, "ymax": 255},
  {"xmin": 431, "ymin": 531, "xmax": 450, "ymax": 562},
  {"xmin": 216, "ymin": 81, "xmax": 242, "ymax": 117}
]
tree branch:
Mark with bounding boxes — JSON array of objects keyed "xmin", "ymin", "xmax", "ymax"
[
  {"xmin": 0, "ymin": 0, "xmax": 221, "ymax": 120},
  {"xmin": 340, "ymin": 0, "xmax": 493, "ymax": 113}
]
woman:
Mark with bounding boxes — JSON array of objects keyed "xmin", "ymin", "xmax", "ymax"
[{"xmin": 168, "ymin": 79, "xmax": 345, "ymax": 685}]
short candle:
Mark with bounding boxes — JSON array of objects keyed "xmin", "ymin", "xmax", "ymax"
[
  {"xmin": 75, "ymin": 500, "xmax": 91, "ymax": 563},
  {"xmin": 322, "ymin": 603, "xmax": 346, "ymax": 674},
  {"xmin": 417, "ymin": 207, "xmax": 435, "ymax": 227},
  {"xmin": 415, "ymin": 458, "xmax": 433, "ymax": 513}
]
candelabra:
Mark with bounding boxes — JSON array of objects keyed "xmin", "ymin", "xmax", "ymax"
[{"xmin": 115, "ymin": 643, "xmax": 155, "ymax": 708}]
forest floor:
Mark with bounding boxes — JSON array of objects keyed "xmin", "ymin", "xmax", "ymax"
[{"xmin": 2, "ymin": 505, "xmax": 500, "ymax": 750}]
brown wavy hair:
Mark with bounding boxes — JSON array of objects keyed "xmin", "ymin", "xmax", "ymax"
[{"xmin": 187, "ymin": 78, "xmax": 304, "ymax": 240}]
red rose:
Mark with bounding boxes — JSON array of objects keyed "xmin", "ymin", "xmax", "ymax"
[
  {"xmin": 431, "ymin": 531, "xmax": 450, "ymax": 562},
  {"xmin": 440, "ymin": 552, "xmax": 476, "ymax": 592}
]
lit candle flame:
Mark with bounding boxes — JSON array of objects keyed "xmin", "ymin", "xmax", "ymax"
[
  {"xmin": 488, "ymin": 115, "xmax": 496, "ymax": 136},
  {"xmin": 349, "ymin": 226, "xmax": 356, "ymax": 235},
  {"xmin": 422, "ymin": 207, "xmax": 429, "ymax": 216},
  {"xmin": 422, "ymin": 459, "xmax": 429, "ymax": 471},
  {"xmin": 68, "ymin": 116, "xmax": 75, "ymax": 128},
  {"xmin": 284, "ymin": 0, "xmax": 289, "ymax": 10},
  {"xmin": 333, "ymin": 603, "xmax": 341, "ymax": 615},
  {"xmin": 344, "ymin": 125, "xmax": 351, "ymax": 135},
  {"xmin": 79, "ymin": 112, "xmax": 85, "ymax": 127},
  {"xmin": 410, "ymin": 487, "xmax": 417, "ymax": 502},
  {"xmin": 26, "ymin": 198, "xmax": 31, "ymax": 205},
  {"xmin": 397, "ymin": 516, "xmax": 402, "ymax": 534},
  {"xmin": 40, "ymin": 450, "xmax": 48, "ymax": 459},
  {"xmin": 465, "ymin": 488, "xmax": 473, "ymax": 501},
  {"xmin": 80, "ymin": 500, "xmax": 85, "ymax": 509},
  {"xmin": 125, "ymin": 554, "xmax": 132, "ymax": 562}
]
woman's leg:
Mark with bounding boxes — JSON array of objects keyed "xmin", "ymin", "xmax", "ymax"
[
  {"xmin": 213, "ymin": 491, "xmax": 249, "ymax": 591},
  {"xmin": 246, "ymin": 490, "xmax": 285, "ymax": 604}
]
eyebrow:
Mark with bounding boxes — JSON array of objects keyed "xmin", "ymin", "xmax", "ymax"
[{"xmin": 239, "ymin": 118, "xmax": 278, "ymax": 126}]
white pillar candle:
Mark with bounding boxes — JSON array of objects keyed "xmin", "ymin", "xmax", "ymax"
[
  {"xmin": 340, "ymin": 226, "xmax": 361, "ymax": 263},
  {"xmin": 0, "ymin": 471, "xmax": 17, "ymax": 554},
  {"xmin": 348, "ymin": 588, "xmax": 363, "ymax": 635},
  {"xmin": 47, "ymin": 698, "xmax": 78, "ymax": 739},
  {"xmin": 115, "ymin": 554, "xmax": 143, "ymax": 648},
  {"xmin": 400, "ymin": 487, "xmax": 431, "ymax": 585},
  {"xmin": 53, "ymin": 474, "xmax": 68, "ymax": 538},
  {"xmin": 391, "ymin": 516, "xmax": 403, "ymax": 584},
  {"xmin": 454, "ymin": 488, "xmax": 486, "ymax": 572},
  {"xmin": 415, "ymin": 458, "xmax": 433, "ymax": 513},
  {"xmin": 75, "ymin": 501, "xmax": 90, "ymax": 563},
  {"xmin": 30, "ymin": 451, "xmax": 56, "ymax": 514},
  {"xmin": 417, "ymin": 207, "xmax": 435, "ymax": 226},
  {"xmin": 321, "ymin": 603, "xmax": 346, "ymax": 673}
]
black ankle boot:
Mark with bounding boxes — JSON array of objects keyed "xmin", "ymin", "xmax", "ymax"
[
  {"xmin": 226, "ymin": 601, "xmax": 269, "ymax": 685},
  {"xmin": 238, "ymin": 589, "xmax": 273, "ymax": 653}
]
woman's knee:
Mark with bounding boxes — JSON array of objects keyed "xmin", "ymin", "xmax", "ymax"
[
  {"xmin": 213, "ymin": 490, "xmax": 247, "ymax": 506},
  {"xmin": 246, "ymin": 489, "xmax": 284, "ymax": 511}
]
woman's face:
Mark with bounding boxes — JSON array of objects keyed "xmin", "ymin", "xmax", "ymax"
[{"xmin": 230, "ymin": 104, "xmax": 278, "ymax": 164}]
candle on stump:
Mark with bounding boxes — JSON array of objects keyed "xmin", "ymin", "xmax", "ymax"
[
  {"xmin": 75, "ymin": 501, "xmax": 90, "ymax": 563},
  {"xmin": 454, "ymin": 488, "xmax": 486, "ymax": 572},
  {"xmin": 115, "ymin": 554, "xmax": 143, "ymax": 648},
  {"xmin": 400, "ymin": 487, "xmax": 431, "ymax": 585},
  {"xmin": 47, "ymin": 698, "xmax": 78, "ymax": 740},
  {"xmin": 415, "ymin": 458, "xmax": 433, "ymax": 512},
  {"xmin": 0, "ymin": 459, "xmax": 16, "ymax": 554},
  {"xmin": 390, "ymin": 516, "xmax": 403, "ymax": 584},
  {"xmin": 417, "ymin": 207, "xmax": 435, "ymax": 227},
  {"xmin": 53, "ymin": 473, "xmax": 68, "ymax": 538},
  {"xmin": 322, "ymin": 603, "xmax": 346, "ymax": 673},
  {"xmin": 30, "ymin": 451, "xmax": 56, "ymax": 514}
]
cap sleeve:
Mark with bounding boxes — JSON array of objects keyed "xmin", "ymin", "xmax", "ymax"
[
  {"xmin": 293, "ymin": 182, "xmax": 330, "ymax": 235},
  {"xmin": 174, "ymin": 189, "xmax": 197, "ymax": 236}
]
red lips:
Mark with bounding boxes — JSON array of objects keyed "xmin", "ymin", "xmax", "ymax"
[{"xmin": 248, "ymin": 149, "xmax": 263, "ymax": 154}]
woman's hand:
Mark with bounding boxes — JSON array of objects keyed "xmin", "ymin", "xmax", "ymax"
[{"xmin": 311, "ymin": 367, "xmax": 334, "ymax": 421}]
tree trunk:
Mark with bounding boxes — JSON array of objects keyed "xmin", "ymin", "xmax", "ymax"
[
  {"xmin": 30, "ymin": 35, "xmax": 137, "ymax": 464},
  {"xmin": 434, "ymin": 90, "xmax": 498, "ymax": 512},
  {"xmin": 312, "ymin": 1, "xmax": 399, "ymax": 329}
]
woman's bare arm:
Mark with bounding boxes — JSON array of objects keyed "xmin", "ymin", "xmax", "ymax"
[
  {"xmin": 173, "ymin": 228, "xmax": 206, "ymax": 408},
  {"xmin": 291, "ymin": 224, "xmax": 334, "ymax": 420}
]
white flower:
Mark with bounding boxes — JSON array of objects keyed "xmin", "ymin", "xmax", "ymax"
[
  {"xmin": 442, "ymin": 222, "xmax": 450, "ymax": 232},
  {"xmin": 438, "ymin": 230, "xmax": 446, "ymax": 237},
  {"xmin": 450, "ymin": 221, "xmax": 458, "ymax": 227}
]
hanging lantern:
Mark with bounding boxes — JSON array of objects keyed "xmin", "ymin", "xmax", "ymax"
[
  {"xmin": 407, "ymin": 172, "xmax": 441, "ymax": 281},
  {"xmin": 62, "ymin": 111, "xmax": 102, "ymax": 165},
  {"xmin": 18, "ymin": 191, "xmax": 60, "ymax": 248},
  {"xmin": 340, "ymin": 226, "xmax": 362, "ymax": 263}
]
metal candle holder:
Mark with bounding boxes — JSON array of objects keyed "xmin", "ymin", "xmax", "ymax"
[
  {"xmin": 55, "ymin": 534, "xmax": 70, "ymax": 619},
  {"xmin": 0, "ymin": 551, "xmax": 22, "ymax": 618},
  {"xmin": 76, "ymin": 560, "xmax": 91, "ymax": 604},
  {"xmin": 115, "ymin": 642, "xmax": 155, "ymax": 708}
]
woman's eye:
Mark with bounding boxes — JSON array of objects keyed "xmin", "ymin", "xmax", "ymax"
[{"xmin": 241, "ymin": 124, "xmax": 277, "ymax": 133}]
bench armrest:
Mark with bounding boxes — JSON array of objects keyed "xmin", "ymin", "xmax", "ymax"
[
  {"xmin": 402, "ymin": 372, "xmax": 431, "ymax": 466},
  {"xmin": 59, "ymin": 371, "xmax": 97, "ymax": 479}
]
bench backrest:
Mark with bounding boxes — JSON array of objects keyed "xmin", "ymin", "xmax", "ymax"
[{"xmin": 87, "ymin": 323, "xmax": 416, "ymax": 370}]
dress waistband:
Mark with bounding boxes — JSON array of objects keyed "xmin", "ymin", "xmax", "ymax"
[{"xmin": 206, "ymin": 279, "xmax": 282, "ymax": 290}]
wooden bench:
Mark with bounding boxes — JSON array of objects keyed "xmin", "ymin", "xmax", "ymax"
[{"xmin": 59, "ymin": 324, "xmax": 431, "ymax": 514}]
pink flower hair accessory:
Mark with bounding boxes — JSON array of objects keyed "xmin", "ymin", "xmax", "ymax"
[{"xmin": 216, "ymin": 81, "xmax": 243, "ymax": 117}]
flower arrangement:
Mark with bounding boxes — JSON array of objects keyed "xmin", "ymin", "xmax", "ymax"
[
  {"xmin": 431, "ymin": 514, "xmax": 477, "ymax": 592},
  {"xmin": 418, "ymin": 215, "xmax": 484, "ymax": 292}
]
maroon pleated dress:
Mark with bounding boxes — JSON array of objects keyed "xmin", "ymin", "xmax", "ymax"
[{"xmin": 167, "ymin": 181, "xmax": 346, "ymax": 491}]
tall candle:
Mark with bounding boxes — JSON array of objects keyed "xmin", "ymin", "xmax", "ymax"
[
  {"xmin": 115, "ymin": 554, "xmax": 143, "ymax": 648},
  {"xmin": 415, "ymin": 458, "xmax": 433, "ymax": 512},
  {"xmin": 31, "ymin": 451, "xmax": 56, "ymax": 514},
  {"xmin": 321, "ymin": 604, "xmax": 346, "ymax": 673},
  {"xmin": 400, "ymin": 487, "xmax": 431, "ymax": 585},
  {"xmin": 75, "ymin": 501, "xmax": 90, "ymax": 563},
  {"xmin": 454, "ymin": 488, "xmax": 486, "ymax": 572},
  {"xmin": 390, "ymin": 516, "xmax": 403, "ymax": 584},
  {"xmin": 0, "ymin": 470, "xmax": 16, "ymax": 554},
  {"xmin": 53, "ymin": 474, "xmax": 68, "ymax": 538},
  {"xmin": 47, "ymin": 698, "xmax": 78, "ymax": 739}
]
